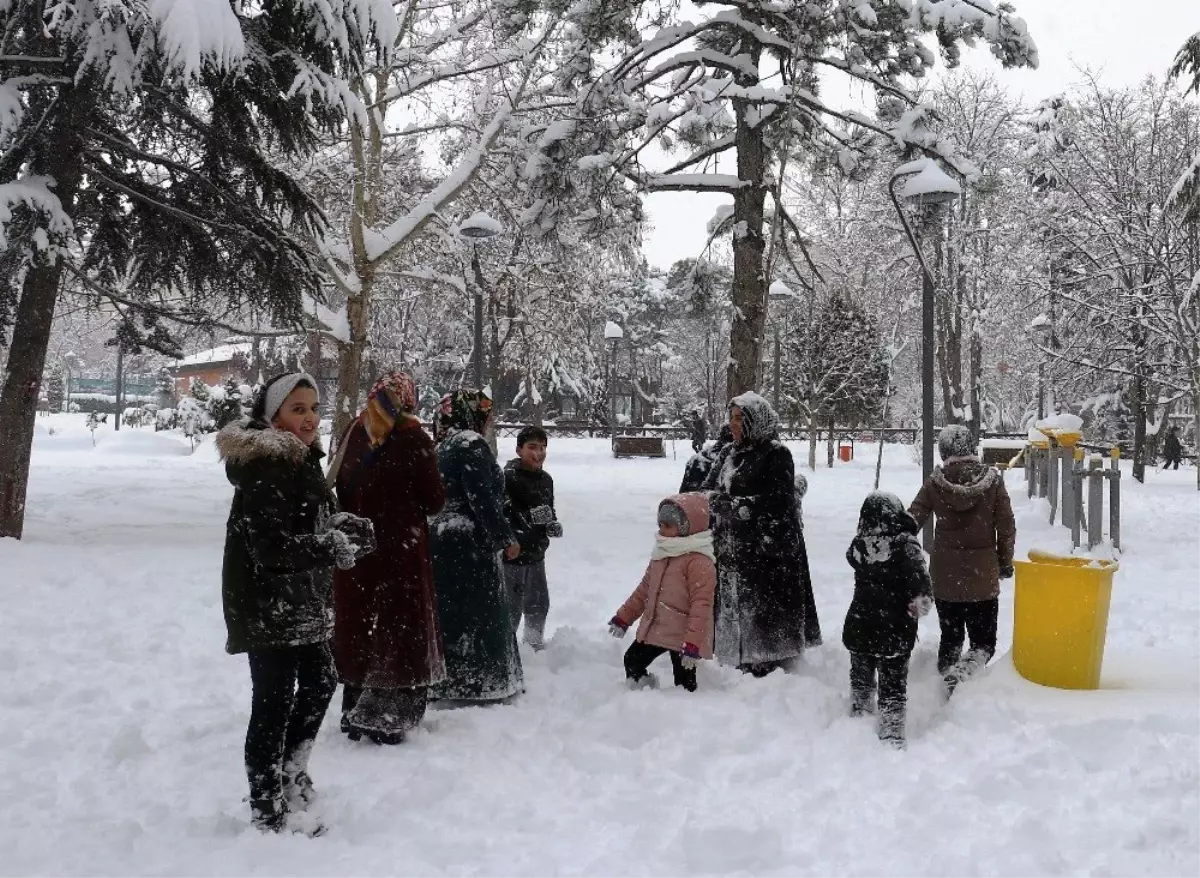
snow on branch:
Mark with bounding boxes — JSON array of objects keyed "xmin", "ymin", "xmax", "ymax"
[
  {"xmin": 0, "ymin": 175, "xmax": 71, "ymax": 248},
  {"xmin": 363, "ymin": 105, "xmax": 514, "ymax": 263},
  {"xmin": 646, "ymin": 173, "xmax": 749, "ymax": 193}
]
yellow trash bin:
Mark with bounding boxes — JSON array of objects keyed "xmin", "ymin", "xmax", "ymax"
[{"xmin": 1012, "ymin": 550, "xmax": 1119, "ymax": 690}]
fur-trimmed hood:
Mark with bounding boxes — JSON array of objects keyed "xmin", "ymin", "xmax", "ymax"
[
  {"xmin": 931, "ymin": 458, "xmax": 999, "ymax": 511},
  {"xmin": 216, "ymin": 418, "xmax": 323, "ymax": 468}
]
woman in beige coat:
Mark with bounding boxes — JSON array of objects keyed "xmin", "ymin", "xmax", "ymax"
[{"xmin": 608, "ymin": 493, "xmax": 716, "ymax": 692}]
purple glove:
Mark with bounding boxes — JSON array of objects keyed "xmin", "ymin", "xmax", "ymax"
[{"xmin": 680, "ymin": 642, "xmax": 701, "ymax": 670}]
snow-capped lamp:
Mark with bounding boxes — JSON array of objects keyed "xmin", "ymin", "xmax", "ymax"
[
  {"xmin": 457, "ymin": 212, "xmax": 503, "ymax": 239},
  {"xmin": 768, "ymin": 280, "xmax": 795, "ymax": 299},
  {"xmin": 893, "ymin": 158, "xmax": 962, "ymax": 207},
  {"xmin": 888, "ymin": 157, "xmax": 962, "ymax": 524},
  {"xmin": 604, "ymin": 321, "xmax": 624, "ymax": 340}
]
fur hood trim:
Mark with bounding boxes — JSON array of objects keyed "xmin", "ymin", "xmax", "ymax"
[
  {"xmin": 931, "ymin": 460, "xmax": 999, "ymax": 504},
  {"xmin": 216, "ymin": 418, "xmax": 320, "ymax": 467}
]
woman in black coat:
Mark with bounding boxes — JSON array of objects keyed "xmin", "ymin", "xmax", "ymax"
[
  {"xmin": 702, "ymin": 392, "xmax": 808, "ymax": 675},
  {"xmin": 217, "ymin": 373, "xmax": 373, "ymax": 833},
  {"xmin": 843, "ymin": 492, "xmax": 932, "ymax": 748},
  {"xmin": 428, "ymin": 389, "xmax": 524, "ymax": 703}
]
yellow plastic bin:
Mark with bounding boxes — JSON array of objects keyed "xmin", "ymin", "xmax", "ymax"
[{"xmin": 1012, "ymin": 550, "xmax": 1119, "ymax": 690}]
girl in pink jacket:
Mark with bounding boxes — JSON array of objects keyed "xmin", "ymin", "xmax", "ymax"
[{"xmin": 608, "ymin": 493, "xmax": 717, "ymax": 692}]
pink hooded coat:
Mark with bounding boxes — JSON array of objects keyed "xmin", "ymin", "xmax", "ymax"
[{"xmin": 614, "ymin": 493, "xmax": 717, "ymax": 658}]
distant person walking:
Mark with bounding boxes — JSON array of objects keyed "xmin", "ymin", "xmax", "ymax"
[
  {"xmin": 689, "ymin": 409, "xmax": 708, "ymax": 453},
  {"xmin": 1163, "ymin": 426, "xmax": 1183, "ymax": 470}
]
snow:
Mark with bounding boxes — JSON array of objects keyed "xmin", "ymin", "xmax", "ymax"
[
  {"xmin": 1, "ymin": 416, "xmax": 1197, "ymax": 874},
  {"xmin": 1036, "ymin": 413, "xmax": 1084, "ymax": 434},
  {"xmin": 646, "ymin": 173, "xmax": 749, "ymax": 191},
  {"xmin": 893, "ymin": 157, "xmax": 962, "ymax": 201},
  {"xmin": 603, "ymin": 320, "xmax": 624, "ymax": 340},
  {"xmin": 768, "ymin": 280, "xmax": 795, "ymax": 299},
  {"xmin": 456, "ymin": 211, "xmax": 504, "ymax": 239},
  {"xmin": 174, "ymin": 342, "xmax": 252, "ymax": 369},
  {"xmin": 148, "ymin": 0, "xmax": 245, "ymax": 77}
]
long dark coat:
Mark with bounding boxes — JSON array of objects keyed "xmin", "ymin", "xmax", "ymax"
[
  {"xmin": 843, "ymin": 495, "xmax": 933, "ymax": 657},
  {"xmin": 703, "ymin": 436, "xmax": 808, "ymax": 666},
  {"xmin": 429, "ymin": 430, "xmax": 524, "ymax": 701},
  {"xmin": 333, "ymin": 415, "xmax": 447, "ymax": 690},
  {"xmin": 217, "ymin": 419, "xmax": 338, "ymax": 655}
]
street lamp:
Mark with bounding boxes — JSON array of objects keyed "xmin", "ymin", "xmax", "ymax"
[
  {"xmin": 457, "ymin": 211, "xmax": 503, "ymax": 390},
  {"xmin": 604, "ymin": 321, "xmax": 624, "ymax": 443},
  {"xmin": 889, "ymin": 158, "xmax": 960, "ymax": 547},
  {"xmin": 767, "ymin": 281, "xmax": 795, "ymax": 412}
]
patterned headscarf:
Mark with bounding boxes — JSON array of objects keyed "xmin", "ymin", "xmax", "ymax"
[
  {"xmin": 729, "ymin": 391, "xmax": 780, "ymax": 445},
  {"xmin": 438, "ymin": 389, "xmax": 492, "ymax": 438},
  {"xmin": 362, "ymin": 371, "xmax": 418, "ymax": 448}
]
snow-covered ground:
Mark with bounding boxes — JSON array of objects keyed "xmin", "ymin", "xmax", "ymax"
[{"xmin": 2, "ymin": 415, "xmax": 1197, "ymax": 876}]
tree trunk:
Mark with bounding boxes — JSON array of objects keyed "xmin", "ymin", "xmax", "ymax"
[
  {"xmin": 333, "ymin": 275, "xmax": 372, "ymax": 443},
  {"xmin": 826, "ymin": 415, "xmax": 836, "ymax": 468},
  {"xmin": 726, "ymin": 45, "xmax": 767, "ymax": 400},
  {"xmin": 0, "ymin": 261, "xmax": 65, "ymax": 538},
  {"xmin": 0, "ymin": 79, "xmax": 89, "ymax": 539},
  {"xmin": 1131, "ymin": 367, "xmax": 1147, "ymax": 484}
]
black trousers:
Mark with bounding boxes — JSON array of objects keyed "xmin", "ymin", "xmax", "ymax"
[
  {"xmin": 849, "ymin": 651, "xmax": 909, "ymax": 743},
  {"xmin": 245, "ymin": 642, "xmax": 337, "ymax": 805},
  {"xmin": 936, "ymin": 598, "xmax": 998, "ymax": 674},
  {"xmin": 1165, "ymin": 455, "xmax": 1181, "ymax": 470},
  {"xmin": 624, "ymin": 641, "xmax": 696, "ymax": 692}
]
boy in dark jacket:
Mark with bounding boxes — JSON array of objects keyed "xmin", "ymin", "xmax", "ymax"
[
  {"xmin": 503, "ymin": 426, "xmax": 563, "ymax": 650},
  {"xmin": 843, "ymin": 492, "xmax": 933, "ymax": 749}
]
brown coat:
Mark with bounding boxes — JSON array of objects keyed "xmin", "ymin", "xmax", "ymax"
[
  {"xmin": 333, "ymin": 415, "xmax": 447, "ymax": 689},
  {"xmin": 909, "ymin": 458, "xmax": 1016, "ymax": 603},
  {"xmin": 614, "ymin": 494, "xmax": 716, "ymax": 657}
]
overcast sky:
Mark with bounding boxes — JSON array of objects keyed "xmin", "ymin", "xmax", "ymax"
[{"xmin": 641, "ymin": 0, "xmax": 1198, "ymax": 271}]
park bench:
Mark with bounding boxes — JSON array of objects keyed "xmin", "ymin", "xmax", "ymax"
[{"xmin": 612, "ymin": 436, "xmax": 666, "ymax": 458}]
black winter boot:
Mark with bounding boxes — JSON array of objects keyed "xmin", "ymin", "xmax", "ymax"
[{"xmin": 250, "ymin": 797, "xmax": 287, "ymax": 833}]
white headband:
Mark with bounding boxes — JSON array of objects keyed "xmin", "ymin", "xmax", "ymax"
[{"xmin": 263, "ymin": 373, "xmax": 318, "ymax": 423}]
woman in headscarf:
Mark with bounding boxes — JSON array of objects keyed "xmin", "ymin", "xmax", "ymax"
[
  {"xmin": 428, "ymin": 389, "xmax": 524, "ymax": 703},
  {"xmin": 329, "ymin": 371, "xmax": 447, "ymax": 744},
  {"xmin": 702, "ymin": 391, "xmax": 809, "ymax": 676}
]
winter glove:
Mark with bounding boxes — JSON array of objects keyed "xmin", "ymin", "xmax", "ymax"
[
  {"xmin": 529, "ymin": 504, "xmax": 554, "ymax": 526},
  {"xmin": 908, "ymin": 596, "xmax": 933, "ymax": 619},
  {"xmin": 679, "ymin": 642, "xmax": 701, "ymax": 671},
  {"xmin": 328, "ymin": 513, "xmax": 376, "ymax": 558},
  {"xmin": 998, "ymin": 563, "xmax": 1015, "ymax": 580},
  {"xmin": 608, "ymin": 617, "xmax": 628, "ymax": 639},
  {"xmin": 324, "ymin": 529, "xmax": 359, "ymax": 571},
  {"xmin": 546, "ymin": 520, "xmax": 564, "ymax": 539},
  {"xmin": 708, "ymin": 492, "xmax": 732, "ymax": 523}
]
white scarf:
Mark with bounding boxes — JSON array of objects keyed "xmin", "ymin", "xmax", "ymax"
[{"xmin": 651, "ymin": 530, "xmax": 715, "ymax": 562}]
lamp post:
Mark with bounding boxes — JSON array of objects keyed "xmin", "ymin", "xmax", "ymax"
[
  {"xmin": 604, "ymin": 321, "xmax": 624, "ymax": 444},
  {"xmin": 767, "ymin": 281, "xmax": 795, "ymax": 412},
  {"xmin": 888, "ymin": 158, "xmax": 961, "ymax": 548},
  {"xmin": 457, "ymin": 212, "xmax": 503, "ymax": 390}
]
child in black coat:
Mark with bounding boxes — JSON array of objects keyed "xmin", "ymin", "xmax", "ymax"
[{"xmin": 843, "ymin": 491, "xmax": 933, "ymax": 748}]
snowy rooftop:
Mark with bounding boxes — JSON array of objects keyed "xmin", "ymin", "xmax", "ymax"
[{"xmin": 173, "ymin": 342, "xmax": 252, "ymax": 369}]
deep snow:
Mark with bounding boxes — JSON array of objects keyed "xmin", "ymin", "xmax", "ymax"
[{"xmin": 1, "ymin": 415, "xmax": 1197, "ymax": 876}]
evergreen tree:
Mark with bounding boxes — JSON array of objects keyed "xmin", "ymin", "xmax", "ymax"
[
  {"xmin": 210, "ymin": 377, "xmax": 246, "ymax": 430},
  {"xmin": 783, "ymin": 293, "xmax": 889, "ymax": 432},
  {"xmin": 46, "ymin": 372, "xmax": 65, "ymax": 412},
  {"xmin": 0, "ymin": 0, "xmax": 396, "ymax": 538}
]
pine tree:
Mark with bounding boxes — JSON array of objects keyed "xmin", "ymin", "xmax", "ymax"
[
  {"xmin": 210, "ymin": 378, "xmax": 246, "ymax": 430},
  {"xmin": 0, "ymin": 0, "xmax": 396, "ymax": 537}
]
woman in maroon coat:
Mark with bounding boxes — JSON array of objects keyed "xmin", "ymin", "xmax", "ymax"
[{"xmin": 330, "ymin": 372, "xmax": 447, "ymax": 744}]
